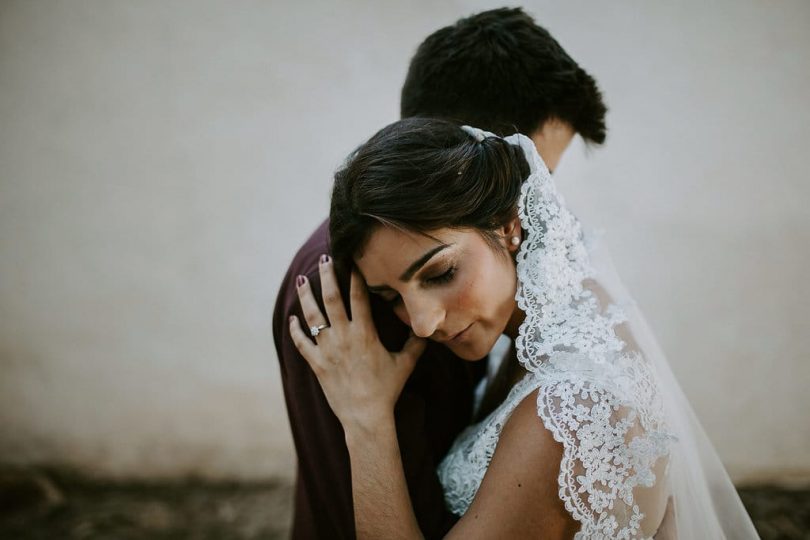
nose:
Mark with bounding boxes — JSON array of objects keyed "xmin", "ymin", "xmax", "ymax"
[{"xmin": 403, "ymin": 295, "xmax": 445, "ymax": 339}]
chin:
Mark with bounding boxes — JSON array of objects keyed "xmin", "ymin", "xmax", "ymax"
[
  {"xmin": 440, "ymin": 345, "xmax": 483, "ymax": 361},
  {"xmin": 445, "ymin": 332, "xmax": 498, "ymax": 362}
]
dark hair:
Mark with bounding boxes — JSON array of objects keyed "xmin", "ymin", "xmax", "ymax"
[
  {"xmin": 329, "ymin": 118, "xmax": 529, "ymax": 274},
  {"xmin": 401, "ymin": 7, "xmax": 607, "ymax": 144}
]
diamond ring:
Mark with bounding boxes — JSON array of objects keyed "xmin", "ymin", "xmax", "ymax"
[{"xmin": 309, "ymin": 324, "xmax": 329, "ymax": 337}]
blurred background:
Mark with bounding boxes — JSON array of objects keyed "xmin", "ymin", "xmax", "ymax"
[{"xmin": 1, "ymin": 1, "xmax": 808, "ymax": 538}]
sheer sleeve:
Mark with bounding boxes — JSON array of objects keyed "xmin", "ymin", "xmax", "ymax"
[{"xmin": 535, "ymin": 353, "xmax": 674, "ymax": 539}]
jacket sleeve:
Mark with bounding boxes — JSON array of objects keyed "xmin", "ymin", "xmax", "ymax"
[
  {"xmin": 273, "ymin": 265, "xmax": 355, "ymax": 538},
  {"xmin": 273, "ymin": 258, "xmax": 468, "ymax": 539}
]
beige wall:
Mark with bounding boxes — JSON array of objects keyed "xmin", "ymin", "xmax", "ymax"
[{"xmin": 1, "ymin": 0, "xmax": 808, "ymax": 483}]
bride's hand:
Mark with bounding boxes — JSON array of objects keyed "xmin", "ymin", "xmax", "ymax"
[{"xmin": 289, "ymin": 255, "xmax": 427, "ymax": 433}]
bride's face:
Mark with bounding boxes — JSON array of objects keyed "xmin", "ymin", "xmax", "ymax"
[{"xmin": 355, "ymin": 225, "xmax": 522, "ymax": 361}]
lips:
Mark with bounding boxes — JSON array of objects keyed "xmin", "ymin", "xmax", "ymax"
[{"xmin": 445, "ymin": 323, "xmax": 473, "ymax": 343}]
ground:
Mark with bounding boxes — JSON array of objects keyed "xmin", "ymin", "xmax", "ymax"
[{"xmin": 0, "ymin": 468, "xmax": 807, "ymax": 539}]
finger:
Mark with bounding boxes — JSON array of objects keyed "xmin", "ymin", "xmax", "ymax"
[
  {"xmin": 349, "ymin": 267, "xmax": 373, "ymax": 324},
  {"xmin": 318, "ymin": 255, "xmax": 349, "ymax": 327},
  {"xmin": 399, "ymin": 332, "xmax": 427, "ymax": 361},
  {"xmin": 396, "ymin": 332, "xmax": 427, "ymax": 375},
  {"xmin": 295, "ymin": 274, "xmax": 329, "ymax": 331},
  {"xmin": 289, "ymin": 315, "xmax": 330, "ymax": 373}
]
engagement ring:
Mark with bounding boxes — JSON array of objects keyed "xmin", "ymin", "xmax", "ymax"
[{"xmin": 309, "ymin": 324, "xmax": 329, "ymax": 337}]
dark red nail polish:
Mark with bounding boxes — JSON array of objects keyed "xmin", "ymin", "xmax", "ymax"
[
  {"xmin": 320, "ymin": 254, "xmax": 331, "ymax": 264},
  {"xmin": 296, "ymin": 275, "xmax": 306, "ymax": 287}
]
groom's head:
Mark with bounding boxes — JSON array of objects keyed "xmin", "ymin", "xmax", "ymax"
[{"xmin": 401, "ymin": 7, "xmax": 607, "ymax": 172}]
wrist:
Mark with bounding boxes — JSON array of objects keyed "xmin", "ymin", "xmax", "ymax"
[{"xmin": 343, "ymin": 412, "xmax": 396, "ymax": 447}]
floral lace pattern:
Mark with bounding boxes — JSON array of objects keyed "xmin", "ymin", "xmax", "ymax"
[
  {"xmin": 437, "ymin": 130, "xmax": 675, "ymax": 539},
  {"xmin": 537, "ymin": 352, "xmax": 674, "ymax": 539},
  {"xmin": 438, "ymin": 370, "xmax": 544, "ymax": 515}
]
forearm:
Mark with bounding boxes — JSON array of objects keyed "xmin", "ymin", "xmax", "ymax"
[{"xmin": 345, "ymin": 416, "xmax": 424, "ymax": 540}]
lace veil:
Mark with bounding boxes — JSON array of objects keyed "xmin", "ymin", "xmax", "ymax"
[{"xmin": 459, "ymin": 126, "xmax": 759, "ymax": 538}]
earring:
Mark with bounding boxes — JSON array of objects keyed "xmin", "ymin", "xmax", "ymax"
[{"xmin": 510, "ymin": 236, "xmax": 520, "ymax": 246}]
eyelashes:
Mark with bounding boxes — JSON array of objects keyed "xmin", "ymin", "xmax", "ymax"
[
  {"xmin": 429, "ymin": 265, "xmax": 457, "ymax": 285},
  {"xmin": 381, "ymin": 265, "xmax": 457, "ymax": 305}
]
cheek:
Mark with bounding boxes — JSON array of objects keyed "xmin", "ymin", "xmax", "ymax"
[
  {"xmin": 449, "ymin": 266, "xmax": 503, "ymax": 315},
  {"xmin": 452, "ymin": 257, "xmax": 517, "ymax": 320}
]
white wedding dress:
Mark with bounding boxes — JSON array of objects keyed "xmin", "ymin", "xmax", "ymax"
[
  {"xmin": 438, "ymin": 271, "xmax": 674, "ymax": 539},
  {"xmin": 437, "ymin": 128, "xmax": 760, "ymax": 539}
]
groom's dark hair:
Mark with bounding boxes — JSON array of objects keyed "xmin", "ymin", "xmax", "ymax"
[{"xmin": 401, "ymin": 7, "xmax": 607, "ymax": 144}]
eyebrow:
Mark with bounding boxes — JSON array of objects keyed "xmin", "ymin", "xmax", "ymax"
[{"xmin": 366, "ymin": 244, "xmax": 451, "ymax": 293}]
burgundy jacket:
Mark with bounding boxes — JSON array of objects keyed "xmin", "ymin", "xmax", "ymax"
[{"xmin": 272, "ymin": 219, "xmax": 486, "ymax": 539}]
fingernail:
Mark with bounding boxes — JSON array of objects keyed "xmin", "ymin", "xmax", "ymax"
[
  {"xmin": 320, "ymin": 254, "xmax": 331, "ymax": 264},
  {"xmin": 296, "ymin": 275, "xmax": 306, "ymax": 288},
  {"xmin": 289, "ymin": 315, "xmax": 296, "ymax": 323}
]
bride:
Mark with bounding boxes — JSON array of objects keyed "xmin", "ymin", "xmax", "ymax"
[{"xmin": 289, "ymin": 118, "xmax": 759, "ymax": 538}]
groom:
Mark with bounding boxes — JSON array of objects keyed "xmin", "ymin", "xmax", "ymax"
[{"xmin": 272, "ymin": 8, "xmax": 606, "ymax": 538}]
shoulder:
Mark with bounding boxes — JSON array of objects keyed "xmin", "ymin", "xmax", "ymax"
[
  {"xmin": 447, "ymin": 387, "xmax": 579, "ymax": 539},
  {"xmin": 271, "ymin": 221, "xmax": 344, "ymax": 368},
  {"xmin": 270, "ymin": 218, "xmax": 461, "ymax": 367},
  {"xmin": 285, "ymin": 218, "xmax": 331, "ymax": 288},
  {"xmin": 491, "ymin": 386, "xmax": 569, "ymax": 501}
]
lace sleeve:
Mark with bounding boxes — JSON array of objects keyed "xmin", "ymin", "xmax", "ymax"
[{"xmin": 536, "ymin": 352, "xmax": 675, "ymax": 539}]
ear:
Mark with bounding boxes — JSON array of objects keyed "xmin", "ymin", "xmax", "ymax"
[{"xmin": 500, "ymin": 215, "xmax": 523, "ymax": 253}]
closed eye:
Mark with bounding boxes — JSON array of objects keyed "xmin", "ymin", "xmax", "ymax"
[
  {"xmin": 427, "ymin": 265, "xmax": 456, "ymax": 285},
  {"xmin": 376, "ymin": 265, "xmax": 457, "ymax": 305}
]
